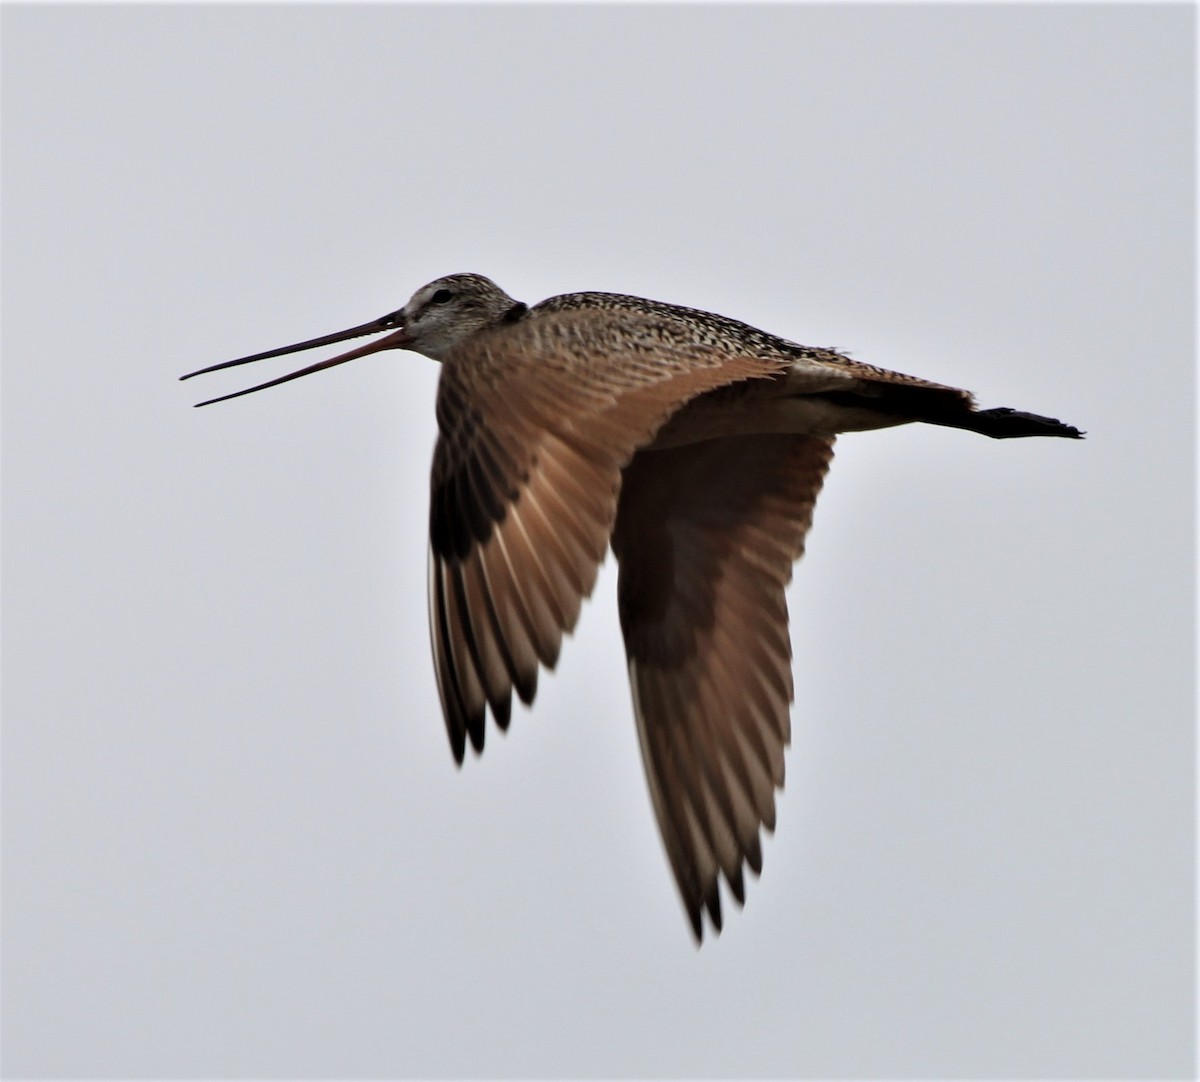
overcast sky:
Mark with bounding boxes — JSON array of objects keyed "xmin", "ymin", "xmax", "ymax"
[{"xmin": 3, "ymin": 4, "xmax": 1194, "ymax": 1078}]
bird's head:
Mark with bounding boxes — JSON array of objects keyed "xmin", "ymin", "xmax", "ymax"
[
  {"xmin": 180, "ymin": 272, "xmax": 526, "ymax": 406},
  {"xmin": 401, "ymin": 273, "xmax": 527, "ymax": 361}
]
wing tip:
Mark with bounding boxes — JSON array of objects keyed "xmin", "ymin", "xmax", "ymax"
[
  {"xmin": 449, "ymin": 727, "xmax": 467, "ymax": 765},
  {"xmin": 490, "ymin": 693, "xmax": 513, "ymax": 731}
]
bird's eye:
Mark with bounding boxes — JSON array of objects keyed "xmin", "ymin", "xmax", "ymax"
[{"xmin": 430, "ymin": 289, "xmax": 454, "ymax": 304}]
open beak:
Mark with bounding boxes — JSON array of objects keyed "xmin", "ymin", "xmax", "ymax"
[{"xmin": 180, "ymin": 310, "xmax": 411, "ymax": 407}]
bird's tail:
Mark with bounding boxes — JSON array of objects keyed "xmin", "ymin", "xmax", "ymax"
[
  {"xmin": 821, "ymin": 384, "xmax": 1085, "ymax": 440},
  {"xmin": 930, "ymin": 406, "xmax": 1085, "ymax": 440}
]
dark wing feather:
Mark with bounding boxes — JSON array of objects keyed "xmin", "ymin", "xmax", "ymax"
[{"xmin": 612, "ymin": 433, "xmax": 835, "ymax": 940}]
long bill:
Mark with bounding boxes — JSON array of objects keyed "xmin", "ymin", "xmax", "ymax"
[{"xmin": 180, "ymin": 313, "xmax": 411, "ymax": 407}]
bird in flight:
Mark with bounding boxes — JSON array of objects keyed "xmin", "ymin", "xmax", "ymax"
[{"xmin": 182, "ymin": 273, "xmax": 1082, "ymax": 941}]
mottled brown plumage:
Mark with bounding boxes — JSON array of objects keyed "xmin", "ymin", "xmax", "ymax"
[{"xmin": 182, "ymin": 272, "xmax": 1083, "ymax": 941}]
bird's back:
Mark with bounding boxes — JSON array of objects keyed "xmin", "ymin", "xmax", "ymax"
[
  {"xmin": 528, "ymin": 290, "xmax": 980, "ymax": 401},
  {"xmin": 531, "ymin": 290, "xmax": 831, "ymax": 363}
]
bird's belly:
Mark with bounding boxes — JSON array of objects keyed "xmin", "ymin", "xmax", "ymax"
[{"xmin": 647, "ymin": 372, "xmax": 909, "ymax": 449}]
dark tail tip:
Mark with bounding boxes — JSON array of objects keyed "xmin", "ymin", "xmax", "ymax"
[{"xmin": 967, "ymin": 407, "xmax": 1085, "ymax": 440}]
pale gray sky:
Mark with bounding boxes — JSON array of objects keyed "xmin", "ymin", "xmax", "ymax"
[{"xmin": 2, "ymin": 4, "xmax": 1193, "ymax": 1078}]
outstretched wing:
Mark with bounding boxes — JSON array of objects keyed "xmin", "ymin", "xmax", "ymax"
[
  {"xmin": 611, "ymin": 433, "xmax": 835, "ymax": 940},
  {"xmin": 428, "ymin": 308, "xmax": 790, "ymax": 762}
]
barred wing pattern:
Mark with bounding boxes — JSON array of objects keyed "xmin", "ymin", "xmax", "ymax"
[
  {"xmin": 428, "ymin": 308, "xmax": 789, "ymax": 762},
  {"xmin": 612, "ymin": 434, "xmax": 834, "ymax": 939}
]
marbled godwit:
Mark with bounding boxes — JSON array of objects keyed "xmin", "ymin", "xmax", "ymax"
[{"xmin": 182, "ymin": 273, "xmax": 1083, "ymax": 941}]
